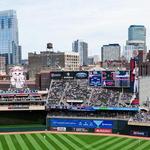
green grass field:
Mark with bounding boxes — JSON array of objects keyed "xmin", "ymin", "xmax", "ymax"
[{"xmin": 0, "ymin": 133, "xmax": 149, "ymax": 150}]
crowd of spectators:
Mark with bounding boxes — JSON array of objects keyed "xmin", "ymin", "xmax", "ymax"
[
  {"xmin": 129, "ymin": 111, "xmax": 150, "ymax": 123},
  {"xmin": 120, "ymin": 92, "xmax": 133, "ymax": 101},
  {"xmin": 0, "ymin": 88, "xmax": 45, "ymax": 103},
  {"xmin": 47, "ymin": 80, "xmax": 67, "ymax": 105},
  {"xmin": 89, "ymin": 88, "xmax": 120, "ymax": 107},
  {"xmin": 0, "ymin": 96, "xmax": 42, "ymax": 102},
  {"xmin": 48, "ymin": 110, "xmax": 136, "ymax": 120},
  {"xmin": 47, "ymin": 79, "xmax": 135, "ymax": 108},
  {"xmin": 63, "ymin": 79, "xmax": 92, "ymax": 101}
]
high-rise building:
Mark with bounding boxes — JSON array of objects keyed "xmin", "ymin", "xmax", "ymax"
[
  {"xmin": 72, "ymin": 40, "xmax": 79, "ymax": 53},
  {"xmin": 101, "ymin": 44, "xmax": 121, "ymax": 62},
  {"xmin": 18, "ymin": 45, "xmax": 22, "ymax": 64},
  {"xmin": 128, "ymin": 25, "xmax": 146, "ymax": 42},
  {"xmin": 0, "ymin": 10, "xmax": 21, "ymax": 65},
  {"xmin": 88, "ymin": 55, "xmax": 100, "ymax": 65},
  {"xmin": 0, "ymin": 56, "xmax": 6, "ymax": 75},
  {"xmin": 72, "ymin": 40, "xmax": 88, "ymax": 66},
  {"xmin": 124, "ymin": 25, "xmax": 147, "ymax": 62},
  {"xmin": 123, "ymin": 45, "xmax": 137, "ymax": 62},
  {"xmin": 88, "ymin": 56, "xmax": 94, "ymax": 65}
]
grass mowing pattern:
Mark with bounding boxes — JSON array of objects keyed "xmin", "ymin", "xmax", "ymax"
[{"xmin": 0, "ymin": 133, "xmax": 149, "ymax": 150}]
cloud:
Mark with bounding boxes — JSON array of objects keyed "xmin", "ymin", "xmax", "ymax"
[{"xmin": 0, "ymin": 0, "xmax": 150, "ymax": 58}]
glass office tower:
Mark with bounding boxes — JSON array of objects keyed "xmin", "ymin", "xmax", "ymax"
[
  {"xmin": 125, "ymin": 25, "xmax": 147, "ymax": 62},
  {"xmin": 128, "ymin": 25, "xmax": 146, "ymax": 42},
  {"xmin": 72, "ymin": 40, "xmax": 88, "ymax": 66},
  {"xmin": 0, "ymin": 10, "xmax": 20, "ymax": 64}
]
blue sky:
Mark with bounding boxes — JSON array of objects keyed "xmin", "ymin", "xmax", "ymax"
[{"xmin": 0, "ymin": 0, "xmax": 150, "ymax": 59}]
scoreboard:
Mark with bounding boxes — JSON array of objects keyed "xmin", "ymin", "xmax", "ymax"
[
  {"xmin": 115, "ymin": 71, "xmax": 130, "ymax": 87},
  {"xmin": 102, "ymin": 71, "xmax": 115, "ymax": 87},
  {"xmin": 89, "ymin": 70, "xmax": 130, "ymax": 87},
  {"xmin": 89, "ymin": 75, "xmax": 101, "ymax": 86},
  {"xmin": 89, "ymin": 71, "xmax": 101, "ymax": 86}
]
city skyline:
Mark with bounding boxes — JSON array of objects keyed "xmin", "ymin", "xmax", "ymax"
[
  {"xmin": 0, "ymin": 10, "xmax": 21, "ymax": 65},
  {"xmin": 0, "ymin": 0, "xmax": 150, "ymax": 59}
]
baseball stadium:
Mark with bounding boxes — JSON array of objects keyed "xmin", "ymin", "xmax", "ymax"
[{"xmin": 0, "ymin": 59, "xmax": 150, "ymax": 150}]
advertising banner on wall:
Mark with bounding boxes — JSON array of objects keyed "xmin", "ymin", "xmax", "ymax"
[
  {"xmin": 63, "ymin": 72, "xmax": 75, "ymax": 79},
  {"xmin": 50, "ymin": 72, "xmax": 63, "ymax": 79},
  {"xmin": 74, "ymin": 71, "xmax": 88, "ymax": 79},
  {"xmin": 50, "ymin": 71, "xmax": 130, "ymax": 87},
  {"xmin": 95, "ymin": 128, "xmax": 112, "ymax": 133},
  {"xmin": 49, "ymin": 118, "xmax": 113, "ymax": 129},
  {"xmin": 50, "ymin": 71, "xmax": 89, "ymax": 80},
  {"xmin": 57, "ymin": 127, "xmax": 66, "ymax": 132},
  {"xmin": 130, "ymin": 131, "xmax": 148, "ymax": 137},
  {"xmin": 73, "ymin": 128, "xmax": 88, "ymax": 132},
  {"xmin": 115, "ymin": 71, "xmax": 130, "ymax": 87}
]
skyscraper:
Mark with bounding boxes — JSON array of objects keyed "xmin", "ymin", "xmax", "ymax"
[
  {"xmin": 128, "ymin": 25, "xmax": 146, "ymax": 42},
  {"xmin": 124, "ymin": 25, "xmax": 146, "ymax": 62},
  {"xmin": 0, "ymin": 10, "xmax": 21, "ymax": 65},
  {"xmin": 101, "ymin": 44, "xmax": 121, "ymax": 62},
  {"xmin": 72, "ymin": 40, "xmax": 88, "ymax": 66},
  {"xmin": 72, "ymin": 40, "xmax": 79, "ymax": 53}
]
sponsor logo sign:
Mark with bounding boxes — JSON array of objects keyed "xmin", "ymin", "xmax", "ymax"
[
  {"xmin": 51, "ymin": 71, "xmax": 89, "ymax": 79},
  {"xmin": 50, "ymin": 118, "xmax": 113, "ymax": 129},
  {"xmin": 131, "ymin": 131, "xmax": 148, "ymax": 137},
  {"xmin": 57, "ymin": 127, "xmax": 66, "ymax": 131},
  {"xmin": 50, "ymin": 72, "xmax": 63, "ymax": 79},
  {"xmin": 63, "ymin": 72, "xmax": 75, "ymax": 79},
  {"xmin": 75, "ymin": 71, "xmax": 88, "ymax": 79},
  {"xmin": 95, "ymin": 128, "xmax": 112, "ymax": 133}
]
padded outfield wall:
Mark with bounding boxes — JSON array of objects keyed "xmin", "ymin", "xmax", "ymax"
[
  {"xmin": 0, "ymin": 111, "xmax": 46, "ymax": 125},
  {"xmin": 0, "ymin": 111, "xmax": 47, "ymax": 132},
  {"xmin": 47, "ymin": 117, "xmax": 129, "ymax": 135},
  {"xmin": 47, "ymin": 117, "xmax": 150, "ymax": 137}
]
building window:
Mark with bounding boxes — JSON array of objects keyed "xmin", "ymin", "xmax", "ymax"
[
  {"xmin": 8, "ymin": 18, "xmax": 12, "ymax": 28},
  {"xmin": 1, "ymin": 19, "xmax": 4, "ymax": 29}
]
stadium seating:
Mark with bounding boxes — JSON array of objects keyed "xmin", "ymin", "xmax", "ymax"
[{"xmin": 47, "ymin": 79, "xmax": 135, "ymax": 108}]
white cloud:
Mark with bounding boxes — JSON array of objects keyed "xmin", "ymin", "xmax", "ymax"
[{"xmin": 0, "ymin": 0, "xmax": 150, "ymax": 58}]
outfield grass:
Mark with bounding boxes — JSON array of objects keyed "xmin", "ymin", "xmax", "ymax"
[
  {"xmin": 0, "ymin": 133, "xmax": 149, "ymax": 150},
  {"xmin": 0, "ymin": 124, "xmax": 46, "ymax": 128}
]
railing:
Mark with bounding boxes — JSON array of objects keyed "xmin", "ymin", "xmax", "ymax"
[
  {"xmin": 0, "ymin": 105, "xmax": 45, "ymax": 111},
  {"xmin": 128, "ymin": 121, "xmax": 150, "ymax": 126},
  {"xmin": 47, "ymin": 115, "xmax": 129, "ymax": 120},
  {"xmin": 46, "ymin": 79, "xmax": 54, "ymax": 102},
  {"xmin": 59, "ymin": 82, "xmax": 69, "ymax": 106}
]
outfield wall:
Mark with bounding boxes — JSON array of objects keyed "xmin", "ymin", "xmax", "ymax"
[
  {"xmin": 47, "ymin": 117, "xmax": 129, "ymax": 135},
  {"xmin": 0, "ymin": 111, "xmax": 46, "ymax": 125},
  {"xmin": 47, "ymin": 117, "xmax": 150, "ymax": 137},
  {"xmin": 0, "ymin": 124, "xmax": 46, "ymax": 132},
  {"xmin": 0, "ymin": 111, "xmax": 47, "ymax": 132}
]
